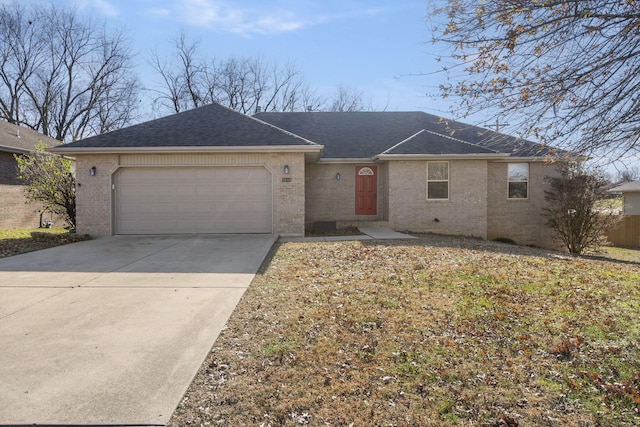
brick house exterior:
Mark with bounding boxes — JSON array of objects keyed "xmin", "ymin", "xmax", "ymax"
[
  {"xmin": 0, "ymin": 121, "xmax": 63, "ymax": 228},
  {"xmin": 52, "ymin": 103, "xmax": 564, "ymax": 248}
]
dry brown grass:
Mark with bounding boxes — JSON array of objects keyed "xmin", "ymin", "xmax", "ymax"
[
  {"xmin": 0, "ymin": 228, "xmax": 90, "ymax": 258},
  {"xmin": 169, "ymin": 235, "xmax": 640, "ymax": 427}
]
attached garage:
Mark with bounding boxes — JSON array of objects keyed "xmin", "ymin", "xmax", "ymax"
[
  {"xmin": 50, "ymin": 102, "xmax": 321, "ymax": 237},
  {"xmin": 114, "ymin": 167, "xmax": 273, "ymax": 234}
]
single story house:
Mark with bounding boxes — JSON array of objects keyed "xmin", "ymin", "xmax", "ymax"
[
  {"xmin": 51, "ymin": 102, "xmax": 562, "ymax": 248},
  {"xmin": 0, "ymin": 121, "xmax": 61, "ymax": 228},
  {"xmin": 609, "ymin": 180, "xmax": 640, "ymax": 215}
]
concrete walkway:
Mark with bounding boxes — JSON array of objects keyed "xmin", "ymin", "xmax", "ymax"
[
  {"xmin": 358, "ymin": 227, "xmax": 417, "ymax": 240},
  {"xmin": 279, "ymin": 226, "xmax": 416, "ymax": 242},
  {"xmin": 0, "ymin": 234, "xmax": 276, "ymax": 426}
]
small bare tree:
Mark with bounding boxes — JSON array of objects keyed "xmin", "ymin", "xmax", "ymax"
[
  {"xmin": 15, "ymin": 142, "xmax": 76, "ymax": 228},
  {"xmin": 0, "ymin": 2, "xmax": 139, "ymax": 141},
  {"xmin": 543, "ymin": 163, "xmax": 620, "ymax": 254}
]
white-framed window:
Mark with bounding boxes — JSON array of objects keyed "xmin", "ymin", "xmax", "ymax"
[
  {"xmin": 427, "ymin": 161, "xmax": 449, "ymax": 200},
  {"xmin": 508, "ymin": 163, "xmax": 529, "ymax": 199}
]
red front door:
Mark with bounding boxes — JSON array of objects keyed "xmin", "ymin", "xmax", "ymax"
[{"xmin": 355, "ymin": 166, "xmax": 377, "ymax": 215}]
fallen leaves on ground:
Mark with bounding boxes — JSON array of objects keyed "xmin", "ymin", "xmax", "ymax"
[{"xmin": 168, "ymin": 234, "xmax": 640, "ymax": 427}]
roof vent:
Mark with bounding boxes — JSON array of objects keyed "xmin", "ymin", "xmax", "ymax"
[
  {"xmin": 255, "ymin": 105, "xmax": 262, "ymax": 113},
  {"xmin": 16, "ymin": 129, "xmax": 20, "ymax": 138}
]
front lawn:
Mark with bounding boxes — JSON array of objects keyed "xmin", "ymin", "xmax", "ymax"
[
  {"xmin": 0, "ymin": 228, "xmax": 90, "ymax": 258},
  {"xmin": 169, "ymin": 235, "xmax": 640, "ymax": 426},
  {"xmin": 596, "ymin": 246, "xmax": 640, "ymax": 264}
]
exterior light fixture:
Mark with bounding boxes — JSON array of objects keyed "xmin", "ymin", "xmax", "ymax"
[
  {"xmin": 90, "ymin": 166, "xmax": 96, "ymax": 176},
  {"xmin": 284, "ymin": 165, "xmax": 289, "ymax": 174},
  {"xmin": 336, "ymin": 172, "xmax": 341, "ymax": 180}
]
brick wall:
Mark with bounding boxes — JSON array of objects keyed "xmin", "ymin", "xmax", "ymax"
[
  {"xmin": 487, "ymin": 161, "xmax": 559, "ymax": 248},
  {"xmin": 0, "ymin": 152, "xmax": 21, "ymax": 185},
  {"xmin": 1, "ymin": 151, "xmax": 69, "ymax": 229},
  {"xmin": 74, "ymin": 155, "xmax": 119, "ymax": 236},
  {"xmin": 266, "ymin": 153, "xmax": 306, "ymax": 236},
  {"xmin": 0, "ymin": 184, "xmax": 66, "ymax": 228},
  {"xmin": 388, "ymin": 159, "xmax": 488, "ymax": 238}
]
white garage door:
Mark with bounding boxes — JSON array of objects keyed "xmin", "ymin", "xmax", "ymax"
[{"xmin": 115, "ymin": 167, "xmax": 272, "ymax": 234}]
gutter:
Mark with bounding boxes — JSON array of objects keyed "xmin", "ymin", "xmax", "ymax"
[
  {"xmin": 316, "ymin": 158, "xmax": 377, "ymax": 164},
  {"xmin": 0, "ymin": 144, "xmax": 31, "ymax": 155},
  {"xmin": 490, "ymin": 155, "xmax": 584, "ymax": 163},
  {"xmin": 374, "ymin": 153, "xmax": 511, "ymax": 161},
  {"xmin": 49, "ymin": 144, "xmax": 325, "ymax": 164},
  {"xmin": 48, "ymin": 144, "xmax": 324, "ymax": 155}
]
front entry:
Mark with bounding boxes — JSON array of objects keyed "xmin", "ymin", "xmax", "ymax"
[{"xmin": 355, "ymin": 166, "xmax": 377, "ymax": 215}]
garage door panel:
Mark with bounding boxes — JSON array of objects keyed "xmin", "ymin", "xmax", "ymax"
[{"xmin": 115, "ymin": 167, "xmax": 272, "ymax": 234}]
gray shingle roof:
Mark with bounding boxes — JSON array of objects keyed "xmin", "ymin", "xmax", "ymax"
[
  {"xmin": 382, "ymin": 129, "xmax": 499, "ymax": 156},
  {"xmin": 610, "ymin": 180, "xmax": 640, "ymax": 192},
  {"xmin": 51, "ymin": 104, "xmax": 559, "ymax": 159},
  {"xmin": 55, "ymin": 102, "xmax": 318, "ymax": 149},
  {"xmin": 0, "ymin": 120, "xmax": 60, "ymax": 153},
  {"xmin": 256, "ymin": 111, "xmax": 557, "ymax": 159}
]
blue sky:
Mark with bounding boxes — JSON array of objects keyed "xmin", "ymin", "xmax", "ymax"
[
  {"xmin": 22, "ymin": 0, "xmax": 454, "ymax": 116},
  {"xmin": 14, "ymin": 0, "xmax": 639, "ymax": 172}
]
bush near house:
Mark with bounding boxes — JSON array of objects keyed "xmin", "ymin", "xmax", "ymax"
[
  {"xmin": 15, "ymin": 142, "xmax": 76, "ymax": 229},
  {"xmin": 544, "ymin": 164, "xmax": 620, "ymax": 254}
]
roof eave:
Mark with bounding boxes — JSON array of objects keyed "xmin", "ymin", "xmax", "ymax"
[
  {"xmin": 317, "ymin": 157, "xmax": 376, "ymax": 164},
  {"xmin": 608, "ymin": 188, "xmax": 635, "ymax": 193},
  {"xmin": 490, "ymin": 154, "xmax": 578, "ymax": 162},
  {"xmin": 49, "ymin": 145, "xmax": 324, "ymax": 156},
  {"xmin": 375, "ymin": 153, "xmax": 511, "ymax": 161},
  {"xmin": 0, "ymin": 144, "xmax": 31, "ymax": 154},
  {"xmin": 609, "ymin": 181, "xmax": 640, "ymax": 193}
]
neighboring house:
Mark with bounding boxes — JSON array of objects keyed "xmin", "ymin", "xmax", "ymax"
[
  {"xmin": 0, "ymin": 121, "xmax": 61, "ymax": 228},
  {"xmin": 607, "ymin": 180, "xmax": 640, "ymax": 247},
  {"xmin": 609, "ymin": 180, "xmax": 640, "ymax": 215},
  {"xmin": 51, "ymin": 102, "xmax": 564, "ymax": 248}
]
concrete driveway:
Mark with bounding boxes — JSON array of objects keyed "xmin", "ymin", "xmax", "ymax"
[{"xmin": 0, "ymin": 234, "xmax": 276, "ymax": 426}]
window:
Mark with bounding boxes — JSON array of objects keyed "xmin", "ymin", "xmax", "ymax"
[
  {"xmin": 508, "ymin": 163, "xmax": 529, "ymax": 199},
  {"xmin": 427, "ymin": 162, "xmax": 449, "ymax": 200}
]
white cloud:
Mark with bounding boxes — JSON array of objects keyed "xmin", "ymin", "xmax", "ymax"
[
  {"xmin": 90, "ymin": 0, "xmax": 119, "ymax": 17},
  {"xmin": 233, "ymin": 10, "xmax": 307, "ymax": 35},
  {"xmin": 179, "ymin": 0, "xmax": 229, "ymax": 27},
  {"xmin": 255, "ymin": 16, "xmax": 305, "ymax": 33},
  {"xmin": 73, "ymin": 0, "xmax": 119, "ymax": 17},
  {"xmin": 148, "ymin": 0, "xmax": 383, "ymax": 37},
  {"xmin": 147, "ymin": 8, "xmax": 170, "ymax": 17}
]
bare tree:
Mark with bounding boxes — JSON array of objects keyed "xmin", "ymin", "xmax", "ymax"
[
  {"xmin": 430, "ymin": 0, "xmax": 640, "ymax": 159},
  {"xmin": 149, "ymin": 32, "xmax": 210, "ymax": 113},
  {"xmin": 0, "ymin": 2, "xmax": 139, "ymax": 142},
  {"xmin": 543, "ymin": 163, "xmax": 620, "ymax": 254},
  {"xmin": 300, "ymin": 85, "xmax": 325, "ymax": 112},
  {"xmin": 150, "ymin": 33, "xmax": 322, "ymax": 114},
  {"xmin": 329, "ymin": 84, "xmax": 364, "ymax": 112},
  {"xmin": 615, "ymin": 166, "xmax": 640, "ymax": 184}
]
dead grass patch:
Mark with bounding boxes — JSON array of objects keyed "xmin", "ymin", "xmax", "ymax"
[
  {"xmin": 169, "ymin": 235, "xmax": 640, "ymax": 426},
  {"xmin": 592, "ymin": 246, "xmax": 640, "ymax": 264},
  {"xmin": 0, "ymin": 228, "xmax": 90, "ymax": 258}
]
